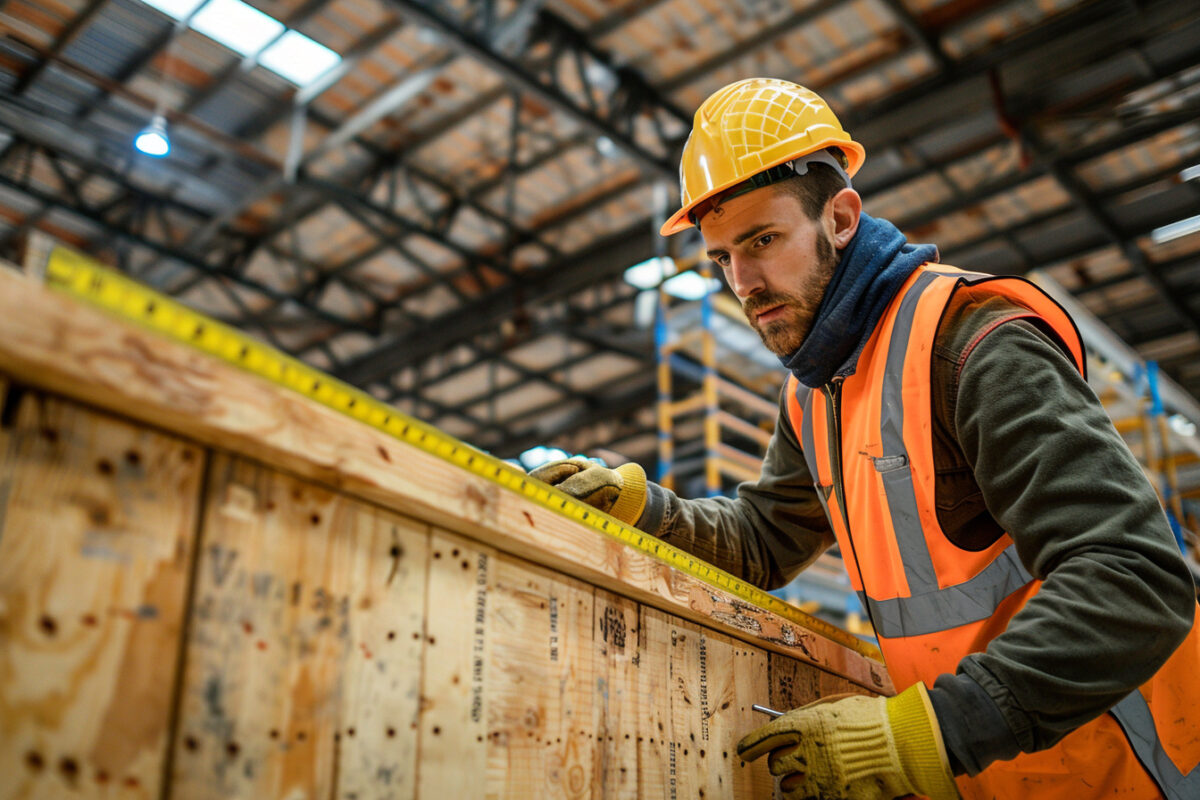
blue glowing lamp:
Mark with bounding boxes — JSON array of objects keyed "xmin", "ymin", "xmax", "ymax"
[{"xmin": 134, "ymin": 115, "xmax": 170, "ymax": 157}]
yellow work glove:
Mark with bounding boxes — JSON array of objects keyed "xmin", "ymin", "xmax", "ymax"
[
  {"xmin": 528, "ymin": 457, "xmax": 647, "ymax": 525},
  {"xmin": 737, "ymin": 683, "xmax": 960, "ymax": 800}
]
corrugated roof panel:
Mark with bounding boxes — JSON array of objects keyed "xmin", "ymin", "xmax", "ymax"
[
  {"xmin": 466, "ymin": 380, "xmax": 565, "ymax": 424},
  {"xmin": 1078, "ymin": 124, "xmax": 1200, "ymax": 193},
  {"xmin": 1042, "ymin": 245, "xmax": 1130, "ymax": 290},
  {"xmin": 537, "ymin": 181, "xmax": 654, "ymax": 254},
  {"xmin": 190, "ymin": 68, "xmax": 292, "ymax": 136},
  {"xmin": 293, "ymin": 203, "xmax": 374, "ymax": 260},
  {"xmin": 943, "ymin": 0, "xmax": 1085, "ymax": 59},
  {"xmin": 981, "ymin": 175, "xmax": 1072, "ymax": 229},
  {"xmin": 426, "ymin": 361, "xmax": 521, "ymax": 406},
  {"xmin": 506, "ymin": 333, "xmax": 590, "ymax": 371},
  {"xmin": 62, "ymin": 0, "xmax": 174, "ymax": 80},
  {"xmin": 0, "ymin": 0, "xmax": 80, "ymax": 48},
  {"xmin": 291, "ymin": 0, "xmax": 394, "ymax": 52},
  {"xmin": 865, "ymin": 172, "xmax": 955, "ymax": 225},
  {"xmin": 943, "ymin": 142, "xmax": 1021, "ymax": 192}
]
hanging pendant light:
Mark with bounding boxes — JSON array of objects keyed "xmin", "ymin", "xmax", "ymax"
[{"xmin": 134, "ymin": 114, "xmax": 171, "ymax": 157}]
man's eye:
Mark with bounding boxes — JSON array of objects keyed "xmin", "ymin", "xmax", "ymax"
[
  {"xmin": 714, "ymin": 255, "xmax": 730, "ymax": 268},
  {"xmin": 756, "ymin": 234, "xmax": 775, "ymax": 247}
]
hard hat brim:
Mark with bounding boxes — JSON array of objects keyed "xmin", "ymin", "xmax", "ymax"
[{"xmin": 660, "ymin": 139, "xmax": 865, "ymax": 237}]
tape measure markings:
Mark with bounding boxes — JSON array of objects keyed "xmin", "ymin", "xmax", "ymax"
[{"xmin": 43, "ymin": 246, "xmax": 878, "ymax": 660}]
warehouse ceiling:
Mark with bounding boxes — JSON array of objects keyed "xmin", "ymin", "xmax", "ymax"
[{"xmin": 1, "ymin": 0, "xmax": 1199, "ymax": 469}]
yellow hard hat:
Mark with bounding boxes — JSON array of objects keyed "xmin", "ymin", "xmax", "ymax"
[{"xmin": 660, "ymin": 78, "xmax": 865, "ymax": 236}]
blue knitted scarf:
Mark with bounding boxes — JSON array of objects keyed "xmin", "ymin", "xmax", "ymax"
[{"xmin": 779, "ymin": 212, "xmax": 939, "ymax": 388}]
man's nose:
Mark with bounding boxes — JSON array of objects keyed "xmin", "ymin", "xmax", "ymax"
[{"xmin": 727, "ymin": 256, "xmax": 765, "ymax": 299}]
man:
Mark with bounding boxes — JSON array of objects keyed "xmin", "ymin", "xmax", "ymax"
[{"xmin": 531, "ymin": 78, "xmax": 1200, "ymax": 799}]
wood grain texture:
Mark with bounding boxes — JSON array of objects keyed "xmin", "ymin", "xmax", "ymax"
[
  {"xmin": 592, "ymin": 590, "xmax": 639, "ymax": 800},
  {"xmin": 168, "ymin": 453, "xmax": 426, "ymax": 800},
  {"xmin": 485, "ymin": 555, "xmax": 595, "ymax": 799},
  {"xmin": 0, "ymin": 390, "xmax": 204, "ymax": 800},
  {"xmin": 417, "ymin": 529, "xmax": 492, "ymax": 800},
  {"xmin": 0, "ymin": 267, "xmax": 888, "ymax": 693}
]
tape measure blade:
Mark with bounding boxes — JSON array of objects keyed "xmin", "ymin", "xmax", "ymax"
[{"xmin": 41, "ymin": 246, "xmax": 878, "ymax": 660}]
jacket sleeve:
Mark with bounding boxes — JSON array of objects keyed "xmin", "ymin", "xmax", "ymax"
[
  {"xmin": 931, "ymin": 316, "xmax": 1196, "ymax": 773},
  {"xmin": 634, "ymin": 385, "xmax": 835, "ymax": 590}
]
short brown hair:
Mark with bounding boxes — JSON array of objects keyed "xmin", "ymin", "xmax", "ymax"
[{"xmin": 772, "ymin": 160, "xmax": 848, "ymax": 220}]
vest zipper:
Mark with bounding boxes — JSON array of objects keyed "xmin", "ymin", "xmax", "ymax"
[{"xmin": 823, "ymin": 378, "xmax": 880, "ymax": 637}]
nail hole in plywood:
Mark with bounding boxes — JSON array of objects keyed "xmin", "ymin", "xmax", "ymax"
[
  {"xmin": 25, "ymin": 751, "xmax": 44, "ymax": 771},
  {"xmin": 39, "ymin": 615, "xmax": 56, "ymax": 636},
  {"xmin": 183, "ymin": 736, "xmax": 199, "ymax": 751},
  {"xmin": 310, "ymin": 513, "xmax": 321, "ymax": 525},
  {"xmin": 97, "ymin": 459, "xmax": 114, "ymax": 475},
  {"xmin": 225, "ymin": 742, "xmax": 239, "ymax": 758},
  {"xmin": 59, "ymin": 758, "xmax": 79, "ymax": 781},
  {"xmin": 124, "ymin": 450, "xmax": 141, "ymax": 466}
]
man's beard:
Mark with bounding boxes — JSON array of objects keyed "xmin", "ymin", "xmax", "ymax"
[{"xmin": 742, "ymin": 234, "xmax": 839, "ymax": 356}]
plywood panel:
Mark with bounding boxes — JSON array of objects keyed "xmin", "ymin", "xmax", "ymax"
[
  {"xmin": 592, "ymin": 590, "xmax": 639, "ymax": 800},
  {"xmin": 0, "ymin": 390, "xmax": 204, "ymax": 800},
  {"xmin": 417, "ymin": 529, "xmax": 493, "ymax": 799},
  {"xmin": 664, "ymin": 617, "xmax": 771, "ymax": 799},
  {"xmin": 168, "ymin": 453, "xmax": 427, "ymax": 799},
  {"xmin": 486, "ymin": 554, "xmax": 596, "ymax": 799},
  {"xmin": 0, "ymin": 267, "xmax": 887, "ymax": 694},
  {"xmin": 637, "ymin": 608, "xmax": 672, "ymax": 799},
  {"xmin": 768, "ymin": 650, "xmax": 874, "ymax": 714}
]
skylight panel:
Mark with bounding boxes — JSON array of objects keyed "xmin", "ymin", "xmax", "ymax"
[
  {"xmin": 189, "ymin": 0, "xmax": 285, "ymax": 57},
  {"xmin": 140, "ymin": 0, "xmax": 206, "ymax": 20},
  {"xmin": 258, "ymin": 30, "xmax": 342, "ymax": 87}
]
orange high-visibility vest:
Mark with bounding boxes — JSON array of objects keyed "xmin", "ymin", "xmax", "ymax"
[{"xmin": 786, "ymin": 264, "xmax": 1200, "ymax": 799}]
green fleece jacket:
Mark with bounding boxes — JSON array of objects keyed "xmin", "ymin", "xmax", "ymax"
[{"xmin": 633, "ymin": 284, "xmax": 1197, "ymax": 775}]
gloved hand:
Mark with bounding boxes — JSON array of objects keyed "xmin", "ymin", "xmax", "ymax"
[
  {"xmin": 528, "ymin": 457, "xmax": 647, "ymax": 525},
  {"xmin": 737, "ymin": 683, "xmax": 960, "ymax": 800}
]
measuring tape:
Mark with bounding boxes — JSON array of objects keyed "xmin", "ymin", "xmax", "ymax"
[{"xmin": 44, "ymin": 245, "xmax": 880, "ymax": 660}]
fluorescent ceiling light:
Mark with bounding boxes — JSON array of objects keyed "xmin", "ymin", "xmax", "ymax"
[
  {"xmin": 1150, "ymin": 213, "xmax": 1200, "ymax": 245},
  {"xmin": 190, "ymin": 0, "xmax": 285, "ymax": 57},
  {"xmin": 663, "ymin": 270, "xmax": 721, "ymax": 300},
  {"xmin": 1180, "ymin": 164, "xmax": 1200, "ymax": 182},
  {"xmin": 140, "ymin": 0, "xmax": 206, "ymax": 20},
  {"xmin": 259, "ymin": 30, "xmax": 342, "ymax": 86},
  {"xmin": 623, "ymin": 256, "xmax": 675, "ymax": 290}
]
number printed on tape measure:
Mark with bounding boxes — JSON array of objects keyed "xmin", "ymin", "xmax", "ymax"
[{"xmin": 44, "ymin": 246, "xmax": 879, "ymax": 659}]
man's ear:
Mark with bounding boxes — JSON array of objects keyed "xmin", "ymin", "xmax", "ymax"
[{"xmin": 828, "ymin": 188, "xmax": 862, "ymax": 249}]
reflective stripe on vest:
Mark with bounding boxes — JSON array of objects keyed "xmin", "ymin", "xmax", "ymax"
[
  {"xmin": 796, "ymin": 269, "xmax": 1034, "ymax": 638},
  {"xmin": 1111, "ymin": 690, "xmax": 1200, "ymax": 800}
]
